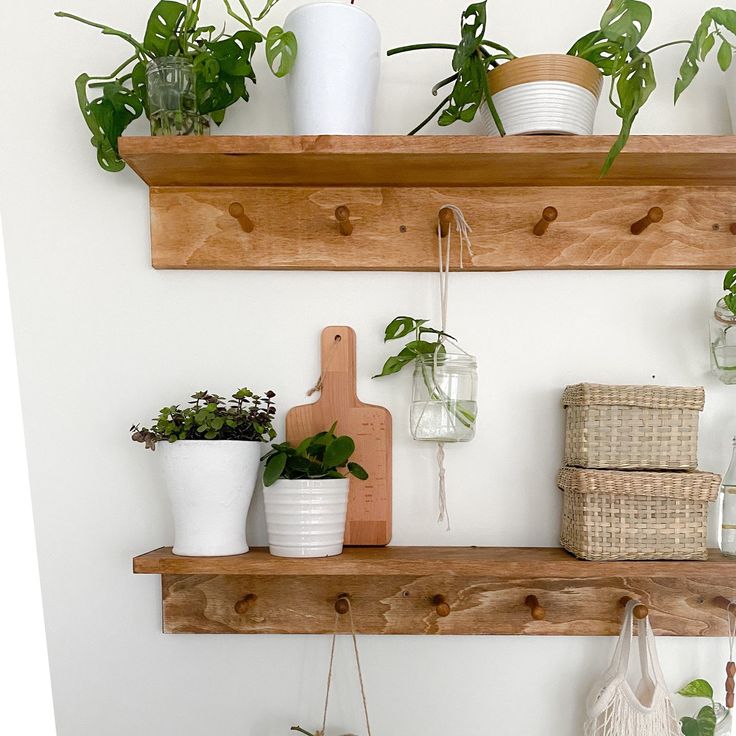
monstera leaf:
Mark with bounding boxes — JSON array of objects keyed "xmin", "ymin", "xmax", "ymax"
[{"xmin": 143, "ymin": 0, "xmax": 188, "ymax": 57}]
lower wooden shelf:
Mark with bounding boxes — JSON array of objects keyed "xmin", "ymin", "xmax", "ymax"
[{"xmin": 133, "ymin": 546, "xmax": 736, "ymax": 636}]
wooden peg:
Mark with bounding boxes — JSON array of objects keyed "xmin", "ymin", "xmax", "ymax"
[
  {"xmin": 714, "ymin": 596, "xmax": 736, "ymax": 611},
  {"xmin": 228, "ymin": 202, "xmax": 254, "ymax": 233},
  {"xmin": 438, "ymin": 207, "xmax": 454, "ymax": 237},
  {"xmin": 726, "ymin": 661, "xmax": 735, "ymax": 709},
  {"xmin": 335, "ymin": 205, "xmax": 353, "ymax": 236},
  {"xmin": 620, "ymin": 596, "xmax": 648, "ymax": 619},
  {"xmin": 432, "ymin": 594, "xmax": 451, "ymax": 617},
  {"xmin": 524, "ymin": 594, "xmax": 545, "ymax": 621},
  {"xmin": 335, "ymin": 594, "xmax": 351, "ymax": 615},
  {"xmin": 730, "ymin": 223, "xmax": 736, "ymax": 236},
  {"xmin": 630, "ymin": 206, "xmax": 663, "ymax": 235},
  {"xmin": 533, "ymin": 206, "xmax": 558, "ymax": 236},
  {"xmin": 234, "ymin": 593, "xmax": 257, "ymax": 614}
]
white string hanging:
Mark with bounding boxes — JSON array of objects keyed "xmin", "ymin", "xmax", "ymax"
[{"xmin": 434, "ymin": 205, "xmax": 474, "ymax": 530}]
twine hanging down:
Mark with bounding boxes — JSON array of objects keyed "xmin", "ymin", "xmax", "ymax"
[
  {"xmin": 727, "ymin": 601, "xmax": 736, "ymax": 709},
  {"xmin": 320, "ymin": 598, "xmax": 372, "ymax": 736},
  {"xmin": 435, "ymin": 205, "xmax": 474, "ymax": 530}
]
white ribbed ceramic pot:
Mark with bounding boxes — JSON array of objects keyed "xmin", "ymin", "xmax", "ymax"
[
  {"xmin": 159, "ymin": 440, "xmax": 261, "ymax": 557},
  {"xmin": 263, "ymin": 478, "xmax": 349, "ymax": 557},
  {"xmin": 481, "ymin": 54, "xmax": 603, "ymax": 136},
  {"xmin": 284, "ymin": 2, "xmax": 381, "ymax": 134}
]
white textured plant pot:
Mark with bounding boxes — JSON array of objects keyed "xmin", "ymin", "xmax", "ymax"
[
  {"xmin": 284, "ymin": 2, "xmax": 381, "ymax": 134},
  {"xmin": 159, "ymin": 440, "xmax": 261, "ymax": 556},
  {"xmin": 263, "ymin": 478, "xmax": 349, "ymax": 557},
  {"xmin": 481, "ymin": 54, "xmax": 602, "ymax": 136}
]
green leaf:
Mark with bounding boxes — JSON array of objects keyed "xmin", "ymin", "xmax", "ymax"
[
  {"xmin": 600, "ymin": 0, "xmax": 652, "ymax": 54},
  {"xmin": 718, "ymin": 40, "xmax": 733, "ymax": 71},
  {"xmin": 384, "ymin": 316, "xmax": 424, "ymax": 342},
  {"xmin": 324, "ymin": 435, "xmax": 355, "ymax": 468},
  {"xmin": 347, "ymin": 462, "xmax": 369, "ymax": 481},
  {"xmin": 723, "ymin": 268, "xmax": 736, "ymax": 292},
  {"xmin": 265, "ymin": 26, "xmax": 297, "ymax": 77},
  {"xmin": 568, "ymin": 31, "xmax": 621, "ymax": 75},
  {"xmin": 143, "ymin": 0, "xmax": 187, "ymax": 57},
  {"xmin": 263, "ymin": 452, "xmax": 287, "ymax": 486},
  {"xmin": 680, "ymin": 717, "xmax": 700, "ymax": 736},
  {"xmin": 678, "ymin": 679, "xmax": 714, "ymax": 700},
  {"xmin": 696, "ymin": 705, "xmax": 717, "ymax": 736}
]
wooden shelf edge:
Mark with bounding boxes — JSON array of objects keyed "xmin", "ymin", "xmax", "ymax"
[{"xmin": 133, "ymin": 546, "xmax": 734, "ymax": 578}]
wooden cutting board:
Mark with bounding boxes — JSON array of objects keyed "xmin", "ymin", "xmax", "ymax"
[{"xmin": 286, "ymin": 326, "xmax": 392, "ymax": 546}]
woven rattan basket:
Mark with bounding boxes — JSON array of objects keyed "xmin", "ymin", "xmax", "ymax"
[
  {"xmin": 558, "ymin": 466, "xmax": 720, "ymax": 560},
  {"xmin": 563, "ymin": 383, "xmax": 705, "ymax": 470}
]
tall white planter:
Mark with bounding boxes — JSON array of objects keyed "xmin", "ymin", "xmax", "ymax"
[
  {"xmin": 263, "ymin": 478, "xmax": 349, "ymax": 557},
  {"xmin": 159, "ymin": 440, "xmax": 261, "ymax": 557},
  {"xmin": 284, "ymin": 2, "xmax": 381, "ymax": 135}
]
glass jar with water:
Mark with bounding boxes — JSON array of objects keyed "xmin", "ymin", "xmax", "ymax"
[
  {"xmin": 719, "ymin": 437, "xmax": 736, "ymax": 558},
  {"xmin": 146, "ymin": 56, "xmax": 210, "ymax": 136},
  {"xmin": 410, "ymin": 353, "xmax": 477, "ymax": 442},
  {"xmin": 710, "ymin": 298, "xmax": 736, "ymax": 384}
]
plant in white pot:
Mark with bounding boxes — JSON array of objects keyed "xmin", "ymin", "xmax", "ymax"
[
  {"xmin": 131, "ymin": 387, "xmax": 277, "ymax": 557},
  {"xmin": 280, "ymin": 0, "xmax": 381, "ymax": 134},
  {"xmin": 261, "ymin": 423, "xmax": 368, "ymax": 558},
  {"xmin": 389, "ymin": 0, "xmax": 736, "ymax": 174}
]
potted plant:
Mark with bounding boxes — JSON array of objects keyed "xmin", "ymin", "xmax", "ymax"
[
  {"xmin": 677, "ymin": 679, "xmax": 732, "ymax": 736},
  {"xmin": 281, "ymin": 1, "xmax": 381, "ymax": 134},
  {"xmin": 388, "ymin": 0, "xmax": 736, "ymax": 174},
  {"xmin": 261, "ymin": 423, "xmax": 368, "ymax": 558},
  {"xmin": 709, "ymin": 269, "xmax": 736, "ymax": 384},
  {"xmin": 373, "ymin": 316, "xmax": 477, "ymax": 443},
  {"xmin": 131, "ymin": 387, "xmax": 276, "ymax": 557},
  {"xmin": 56, "ymin": 0, "xmax": 296, "ymax": 172}
]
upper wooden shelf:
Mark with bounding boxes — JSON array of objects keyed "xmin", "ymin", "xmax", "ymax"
[
  {"xmin": 134, "ymin": 545, "xmax": 733, "ymax": 578},
  {"xmin": 119, "ymin": 135, "xmax": 736, "ymax": 188}
]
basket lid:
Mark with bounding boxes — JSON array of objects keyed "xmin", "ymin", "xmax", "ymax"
[
  {"xmin": 557, "ymin": 467, "xmax": 720, "ymax": 502},
  {"xmin": 562, "ymin": 383, "xmax": 705, "ymax": 411}
]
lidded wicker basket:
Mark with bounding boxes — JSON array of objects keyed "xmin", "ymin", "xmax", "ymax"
[
  {"xmin": 558, "ymin": 467, "xmax": 720, "ymax": 560},
  {"xmin": 563, "ymin": 383, "xmax": 704, "ymax": 470}
]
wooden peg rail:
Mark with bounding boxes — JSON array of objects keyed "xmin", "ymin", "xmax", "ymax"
[
  {"xmin": 119, "ymin": 135, "xmax": 736, "ymax": 271},
  {"xmin": 133, "ymin": 546, "xmax": 736, "ymax": 636}
]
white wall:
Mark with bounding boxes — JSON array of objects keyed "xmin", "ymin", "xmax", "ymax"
[{"xmin": 1, "ymin": 1, "xmax": 734, "ymax": 734}]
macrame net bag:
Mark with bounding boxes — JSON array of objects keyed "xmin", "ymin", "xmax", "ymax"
[{"xmin": 584, "ymin": 600, "xmax": 681, "ymax": 736}]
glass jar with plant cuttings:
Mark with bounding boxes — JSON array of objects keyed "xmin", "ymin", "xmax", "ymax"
[
  {"xmin": 710, "ymin": 297, "xmax": 736, "ymax": 384},
  {"xmin": 410, "ymin": 352, "xmax": 477, "ymax": 443},
  {"xmin": 146, "ymin": 56, "xmax": 209, "ymax": 136}
]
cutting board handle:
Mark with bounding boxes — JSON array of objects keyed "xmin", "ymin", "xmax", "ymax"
[{"xmin": 318, "ymin": 325, "xmax": 358, "ymax": 404}]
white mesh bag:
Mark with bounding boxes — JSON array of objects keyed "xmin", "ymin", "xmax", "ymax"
[{"xmin": 584, "ymin": 600, "xmax": 681, "ymax": 736}]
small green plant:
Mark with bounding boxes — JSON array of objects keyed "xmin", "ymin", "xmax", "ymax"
[
  {"xmin": 56, "ymin": 0, "xmax": 296, "ymax": 172},
  {"xmin": 678, "ymin": 679, "xmax": 718, "ymax": 736},
  {"xmin": 261, "ymin": 423, "xmax": 368, "ymax": 487},
  {"xmin": 373, "ymin": 316, "xmax": 476, "ymax": 433},
  {"xmin": 388, "ymin": 0, "xmax": 736, "ymax": 175},
  {"xmin": 722, "ymin": 269, "xmax": 736, "ymax": 315},
  {"xmin": 130, "ymin": 388, "xmax": 276, "ymax": 450}
]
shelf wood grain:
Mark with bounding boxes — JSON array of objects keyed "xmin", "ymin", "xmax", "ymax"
[
  {"xmin": 134, "ymin": 547, "xmax": 736, "ymax": 635},
  {"xmin": 120, "ymin": 135, "xmax": 736, "ymax": 188}
]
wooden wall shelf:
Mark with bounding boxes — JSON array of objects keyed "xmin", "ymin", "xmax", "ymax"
[
  {"xmin": 134, "ymin": 546, "xmax": 736, "ymax": 636},
  {"xmin": 119, "ymin": 135, "xmax": 736, "ymax": 272}
]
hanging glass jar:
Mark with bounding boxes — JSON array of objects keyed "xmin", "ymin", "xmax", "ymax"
[
  {"xmin": 146, "ymin": 56, "xmax": 210, "ymax": 137},
  {"xmin": 719, "ymin": 437, "xmax": 736, "ymax": 558},
  {"xmin": 710, "ymin": 298, "xmax": 736, "ymax": 384},
  {"xmin": 410, "ymin": 353, "xmax": 477, "ymax": 442}
]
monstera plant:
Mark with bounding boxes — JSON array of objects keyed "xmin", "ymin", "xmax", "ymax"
[
  {"xmin": 389, "ymin": 1, "xmax": 736, "ymax": 174},
  {"xmin": 56, "ymin": 0, "xmax": 296, "ymax": 172}
]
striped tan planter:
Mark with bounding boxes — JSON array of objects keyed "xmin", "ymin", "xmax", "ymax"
[{"xmin": 482, "ymin": 54, "xmax": 603, "ymax": 136}]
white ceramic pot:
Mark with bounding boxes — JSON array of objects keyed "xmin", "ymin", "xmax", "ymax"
[
  {"xmin": 159, "ymin": 440, "xmax": 261, "ymax": 556},
  {"xmin": 481, "ymin": 54, "xmax": 603, "ymax": 136},
  {"xmin": 284, "ymin": 2, "xmax": 381, "ymax": 135},
  {"xmin": 263, "ymin": 478, "xmax": 349, "ymax": 557}
]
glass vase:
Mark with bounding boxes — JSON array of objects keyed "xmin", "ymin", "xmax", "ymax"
[
  {"xmin": 710, "ymin": 298, "xmax": 736, "ymax": 384},
  {"xmin": 410, "ymin": 353, "xmax": 477, "ymax": 443},
  {"xmin": 719, "ymin": 437, "xmax": 736, "ymax": 558},
  {"xmin": 146, "ymin": 56, "xmax": 210, "ymax": 137}
]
